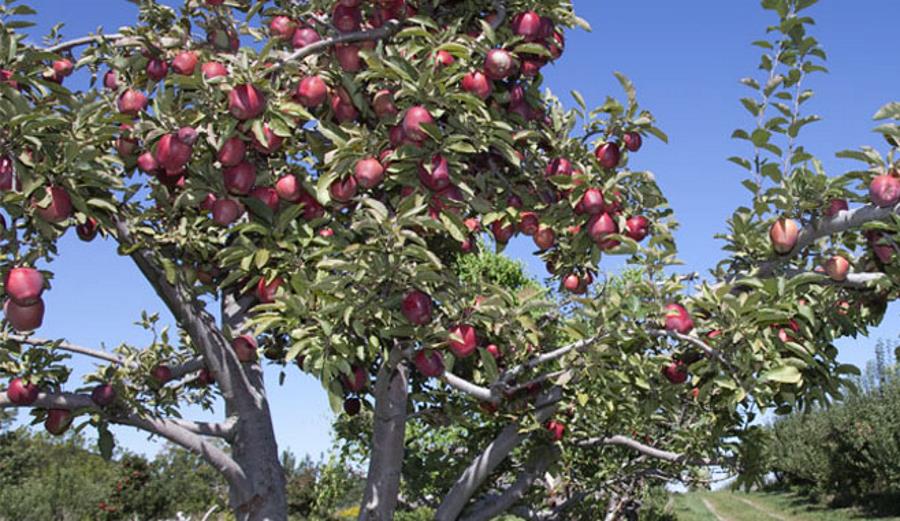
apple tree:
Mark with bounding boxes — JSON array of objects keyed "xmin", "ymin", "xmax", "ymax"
[{"xmin": 0, "ymin": 0, "xmax": 896, "ymax": 520}]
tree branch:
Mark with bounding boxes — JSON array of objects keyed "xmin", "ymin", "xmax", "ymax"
[
  {"xmin": 460, "ymin": 448, "xmax": 559, "ymax": 521},
  {"xmin": 5, "ymin": 334, "xmax": 125, "ymax": 365},
  {"xmin": 44, "ymin": 33, "xmax": 127, "ymax": 53},
  {"xmin": 270, "ymin": 20, "xmax": 401, "ymax": 72},
  {"xmin": 577, "ymin": 435, "xmax": 716, "ymax": 466},
  {"xmin": 0, "ymin": 392, "xmax": 247, "ymax": 489},
  {"xmin": 170, "ymin": 416, "xmax": 237, "ymax": 440},
  {"xmin": 441, "ymin": 371, "xmax": 495, "ymax": 403},
  {"xmin": 784, "ymin": 270, "xmax": 888, "ymax": 289},
  {"xmin": 501, "ymin": 335, "xmax": 601, "ymax": 384}
]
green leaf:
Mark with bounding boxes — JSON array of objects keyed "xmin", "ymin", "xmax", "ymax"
[
  {"xmin": 98, "ymin": 425, "xmax": 114, "ymax": 461},
  {"xmin": 762, "ymin": 365, "xmax": 802, "ymax": 384}
]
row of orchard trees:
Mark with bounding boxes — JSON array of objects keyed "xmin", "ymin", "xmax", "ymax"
[{"xmin": 0, "ymin": 0, "xmax": 896, "ymax": 519}]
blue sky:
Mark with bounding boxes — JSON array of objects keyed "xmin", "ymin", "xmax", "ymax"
[{"xmin": 14, "ymin": 1, "xmax": 900, "ymax": 459}]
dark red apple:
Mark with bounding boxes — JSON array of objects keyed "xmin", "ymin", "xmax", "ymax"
[
  {"xmin": 251, "ymin": 124, "xmax": 284, "ymax": 155},
  {"xmin": 269, "ymin": 16, "xmax": 296, "ymax": 40},
  {"xmin": 228, "ymin": 84, "xmax": 266, "ymax": 121},
  {"xmin": 331, "ymin": 87, "xmax": 359, "ymax": 123},
  {"xmin": 533, "ymin": 225, "xmax": 555, "ymax": 250},
  {"xmin": 44, "ymin": 408, "xmax": 72, "ymax": 436},
  {"xmin": 146, "ymin": 58, "xmax": 168, "ymax": 81},
  {"xmin": 197, "ymin": 367, "xmax": 215, "ymax": 386},
  {"xmin": 90, "ymin": 384, "xmax": 116, "ymax": 407},
  {"xmin": 4, "ymin": 298, "xmax": 43, "ymax": 331},
  {"xmin": 546, "ymin": 420, "xmax": 565, "ymax": 441},
  {"xmin": 0, "ymin": 155, "xmax": 14, "ymax": 191},
  {"xmin": 866, "ymin": 230, "xmax": 894, "ymax": 264},
  {"xmin": 354, "ymin": 158, "xmax": 385, "ymax": 189},
  {"xmin": 334, "ymin": 44, "xmax": 361, "ymax": 72},
  {"xmin": 103, "ymin": 70, "xmax": 118, "ymax": 90},
  {"xmin": 76, "ymin": 217, "xmax": 99, "ymax": 242},
  {"xmin": 155, "ymin": 133, "xmax": 193, "ymax": 173},
  {"xmin": 372, "ymin": 89, "xmax": 397, "ymax": 119},
  {"xmin": 250, "ymin": 186, "xmax": 279, "ymax": 212},
  {"xmin": 418, "ymin": 155, "xmax": 451, "ymax": 191},
  {"xmin": 276, "ymin": 174, "xmax": 303, "ymax": 202},
  {"xmin": 218, "ymin": 136, "xmax": 246, "ymax": 167},
  {"xmin": 623, "ymin": 132, "xmax": 642, "ymax": 152},
  {"xmin": 414, "ymin": 349, "xmax": 444, "ymax": 377},
  {"xmin": 518, "ymin": 211, "xmax": 539, "ymax": 235},
  {"xmin": 491, "ymin": 221, "xmax": 515, "ymax": 243},
  {"xmin": 587, "ymin": 212, "xmax": 617, "ymax": 248},
  {"xmin": 329, "ymin": 176, "xmax": 358, "ymax": 203},
  {"xmin": 342, "ymin": 366, "xmax": 368, "ymax": 393},
  {"xmin": 212, "ymin": 198, "xmax": 244, "ymax": 226},
  {"xmin": 223, "ymin": 161, "xmax": 256, "ymax": 195},
  {"xmin": 624, "ymin": 216, "xmax": 650, "ymax": 242},
  {"xmin": 545, "ymin": 157, "xmax": 572, "ymax": 177},
  {"xmin": 6, "ymin": 267, "xmax": 44, "ymax": 305},
  {"xmin": 402, "ymin": 106, "xmax": 435, "ymax": 143},
  {"xmin": 291, "ymin": 27, "xmax": 321, "ymax": 49},
  {"xmin": 662, "ymin": 362, "xmax": 688, "ymax": 384},
  {"xmin": 448, "ymin": 324, "xmax": 478, "ymax": 358},
  {"xmin": 150, "ymin": 364, "xmax": 172, "ymax": 384},
  {"xmin": 401, "ymin": 290, "xmax": 432, "ymax": 325},
  {"xmin": 823, "ymin": 198, "xmax": 848, "ymax": 217},
  {"xmin": 595, "ymin": 142, "xmax": 621, "ymax": 169},
  {"xmin": 579, "ymin": 188, "xmax": 605, "ymax": 215},
  {"xmin": 512, "ymin": 11, "xmax": 542, "ymax": 40},
  {"xmin": 332, "ymin": 4, "xmax": 361, "ymax": 32},
  {"xmin": 32, "ymin": 185, "xmax": 72, "ymax": 223},
  {"xmin": 343, "ymin": 397, "xmax": 361, "ymax": 416},
  {"xmin": 769, "ymin": 218, "xmax": 799, "ymax": 254},
  {"xmin": 7, "ymin": 378, "xmax": 38, "ymax": 405}
]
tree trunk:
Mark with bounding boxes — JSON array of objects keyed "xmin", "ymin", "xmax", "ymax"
[
  {"xmin": 229, "ymin": 365, "xmax": 288, "ymax": 521},
  {"xmin": 358, "ymin": 355, "xmax": 409, "ymax": 521}
]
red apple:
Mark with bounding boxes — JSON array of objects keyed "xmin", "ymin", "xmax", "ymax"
[
  {"xmin": 232, "ymin": 335, "xmax": 258, "ymax": 363},
  {"xmin": 171, "ymin": 51, "xmax": 198, "ymax": 75},
  {"xmin": 103, "ymin": 70, "xmax": 118, "ymax": 90},
  {"xmin": 117, "ymin": 89, "xmax": 147, "ymax": 115},
  {"xmin": 823, "ymin": 198, "xmax": 848, "ymax": 217},
  {"xmin": 295, "ymin": 76, "xmax": 328, "ymax": 108},
  {"xmin": 491, "ymin": 221, "xmax": 514, "ymax": 243},
  {"xmin": 587, "ymin": 212, "xmax": 617, "ymax": 248},
  {"xmin": 579, "ymin": 188, "xmax": 605, "ymax": 215},
  {"xmin": 223, "ymin": 161, "xmax": 256, "ymax": 195},
  {"xmin": 664, "ymin": 303, "xmax": 693, "ymax": 334},
  {"xmin": 201, "ymin": 61, "xmax": 228, "ymax": 79},
  {"xmin": 769, "ymin": 218, "xmax": 799, "ymax": 254},
  {"xmin": 623, "ymin": 132, "xmax": 642, "ymax": 152},
  {"xmin": 533, "ymin": 225, "xmax": 555, "ymax": 250},
  {"xmin": 218, "ymin": 136, "xmax": 246, "ymax": 167},
  {"xmin": 624, "ymin": 216, "xmax": 650, "ymax": 242},
  {"xmin": 562, "ymin": 273, "xmax": 586, "ymax": 294},
  {"xmin": 269, "ymin": 16, "xmax": 296, "ymax": 40},
  {"xmin": 52, "ymin": 58, "xmax": 74, "ymax": 78},
  {"xmin": 329, "ymin": 176, "xmax": 358, "ymax": 203},
  {"xmin": 354, "ymin": 158, "xmax": 385, "ymax": 189},
  {"xmin": 212, "ymin": 198, "xmax": 244, "ymax": 226},
  {"xmin": 7, "ymin": 378, "xmax": 38, "ymax": 405},
  {"xmin": 76, "ymin": 217, "xmax": 99, "ymax": 242},
  {"xmin": 0, "ymin": 155, "xmax": 14, "ymax": 191},
  {"xmin": 484, "ymin": 49, "xmax": 516, "ymax": 80},
  {"xmin": 137, "ymin": 152, "xmax": 159, "ymax": 173},
  {"xmin": 276, "ymin": 174, "xmax": 303, "ymax": 202},
  {"xmin": 545, "ymin": 157, "xmax": 573, "ymax": 177},
  {"xmin": 512, "ymin": 11, "xmax": 542, "ymax": 40},
  {"xmin": 546, "ymin": 420, "xmax": 565, "ymax": 441},
  {"xmin": 402, "ymin": 106, "xmax": 435, "ymax": 143},
  {"xmin": 343, "ymin": 397, "xmax": 361, "ymax": 416},
  {"xmin": 401, "ymin": 290, "xmax": 433, "ymax": 325},
  {"xmin": 256, "ymin": 276, "xmax": 283, "ymax": 303},
  {"xmin": 228, "ymin": 84, "xmax": 266, "ymax": 121},
  {"xmin": 6, "ymin": 267, "xmax": 44, "ymax": 305},
  {"xmin": 291, "ymin": 27, "xmax": 321, "ymax": 49},
  {"xmin": 434, "ymin": 50, "xmax": 455, "ymax": 67},
  {"xmin": 90, "ymin": 384, "xmax": 116, "ymax": 407},
  {"xmin": 662, "ymin": 361, "xmax": 688, "ymax": 384},
  {"xmin": 414, "ymin": 350, "xmax": 444, "ymax": 378},
  {"xmin": 146, "ymin": 58, "xmax": 168, "ymax": 81},
  {"xmin": 250, "ymin": 186, "xmax": 279, "ymax": 212},
  {"xmin": 342, "ymin": 366, "xmax": 368, "ymax": 392},
  {"xmin": 595, "ymin": 142, "xmax": 621, "ymax": 169},
  {"xmin": 418, "ymin": 155, "xmax": 451, "ymax": 191},
  {"xmin": 32, "ymin": 185, "xmax": 72, "ymax": 223},
  {"xmin": 519, "ymin": 211, "xmax": 539, "ymax": 235},
  {"xmin": 150, "ymin": 364, "xmax": 172, "ymax": 384},
  {"xmin": 870, "ymin": 174, "xmax": 900, "ymax": 207},
  {"xmin": 331, "ymin": 87, "xmax": 359, "ymax": 123},
  {"xmin": 866, "ymin": 230, "xmax": 894, "ymax": 264},
  {"xmin": 332, "ymin": 3, "xmax": 362, "ymax": 32},
  {"xmin": 461, "ymin": 71, "xmax": 492, "ymax": 100},
  {"xmin": 44, "ymin": 408, "xmax": 72, "ymax": 436},
  {"xmin": 334, "ymin": 44, "xmax": 361, "ymax": 72},
  {"xmin": 486, "ymin": 344, "xmax": 501, "ymax": 360},
  {"xmin": 448, "ymin": 324, "xmax": 478, "ymax": 358},
  {"xmin": 251, "ymin": 124, "xmax": 284, "ymax": 155},
  {"xmin": 298, "ymin": 191, "xmax": 324, "ymax": 220},
  {"xmin": 155, "ymin": 133, "xmax": 193, "ymax": 172},
  {"xmin": 824, "ymin": 255, "xmax": 850, "ymax": 282},
  {"xmin": 197, "ymin": 367, "xmax": 216, "ymax": 386},
  {"xmin": 372, "ymin": 89, "xmax": 398, "ymax": 119},
  {"xmin": 4, "ymin": 298, "xmax": 43, "ymax": 331}
]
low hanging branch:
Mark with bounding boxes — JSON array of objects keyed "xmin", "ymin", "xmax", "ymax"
[{"xmin": 6, "ymin": 334, "xmax": 125, "ymax": 365}]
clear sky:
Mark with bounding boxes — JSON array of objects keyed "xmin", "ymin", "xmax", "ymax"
[{"xmin": 13, "ymin": 1, "xmax": 900, "ymax": 460}]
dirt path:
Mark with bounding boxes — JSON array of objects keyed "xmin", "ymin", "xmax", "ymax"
[
  {"xmin": 732, "ymin": 495, "xmax": 794, "ymax": 521},
  {"xmin": 701, "ymin": 497, "xmax": 733, "ymax": 521}
]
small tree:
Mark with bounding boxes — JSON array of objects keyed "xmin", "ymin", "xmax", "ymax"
[{"xmin": 0, "ymin": 0, "xmax": 896, "ymax": 520}]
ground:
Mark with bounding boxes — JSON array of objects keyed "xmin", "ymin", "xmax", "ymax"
[{"xmin": 672, "ymin": 491, "xmax": 900, "ymax": 521}]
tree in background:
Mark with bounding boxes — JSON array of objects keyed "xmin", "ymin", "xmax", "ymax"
[{"xmin": 0, "ymin": 0, "xmax": 897, "ymax": 519}]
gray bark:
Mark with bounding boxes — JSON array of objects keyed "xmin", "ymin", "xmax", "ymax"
[{"xmin": 358, "ymin": 349, "xmax": 409, "ymax": 521}]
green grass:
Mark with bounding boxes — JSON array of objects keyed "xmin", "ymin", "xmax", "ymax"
[{"xmin": 671, "ymin": 490, "xmax": 900, "ymax": 521}]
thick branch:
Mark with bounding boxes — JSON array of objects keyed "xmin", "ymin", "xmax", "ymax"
[
  {"xmin": 784, "ymin": 270, "xmax": 888, "ymax": 289},
  {"xmin": 502, "ymin": 335, "xmax": 601, "ymax": 384},
  {"xmin": 441, "ymin": 371, "xmax": 495, "ymax": 403},
  {"xmin": 44, "ymin": 33, "xmax": 127, "ymax": 53},
  {"xmin": 0, "ymin": 392, "xmax": 246, "ymax": 488},
  {"xmin": 461, "ymin": 448, "xmax": 558, "ymax": 521},
  {"xmin": 435, "ymin": 387, "xmax": 563, "ymax": 521},
  {"xmin": 170, "ymin": 416, "xmax": 236, "ymax": 440},
  {"xmin": 6, "ymin": 334, "xmax": 124, "ymax": 365},
  {"xmin": 754, "ymin": 202, "xmax": 900, "ymax": 279}
]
